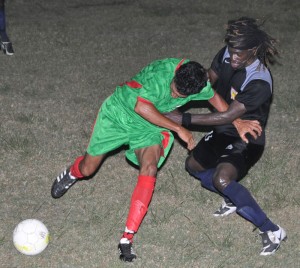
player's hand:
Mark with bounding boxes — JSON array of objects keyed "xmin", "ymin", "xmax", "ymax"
[
  {"xmin": 177, "ymin": 127, "xmax": 195, "ymax": 150},
  {"xmin": 163, "ymin": 109, "xmax": 183, "ymax": 124},
  {"xmin": 233, "ymin": 118, "xmax": 262, "ymax": 143}
]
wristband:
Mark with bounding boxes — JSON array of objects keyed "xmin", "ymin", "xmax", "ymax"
[{"xmin": 182, "ymin": 113, "xmax": 192, "ymax": 128}]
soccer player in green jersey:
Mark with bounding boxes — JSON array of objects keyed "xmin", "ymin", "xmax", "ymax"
[{"xmin": 51, "ymin": 58, "xmax": 260, "ymax": 261}]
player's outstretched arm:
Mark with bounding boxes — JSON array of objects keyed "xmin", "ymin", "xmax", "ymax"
[
  {"xmin": 164, "ymin": 100, "xmax": 262, "ymax": 143},
  {"xmin": 207, "ymin": 69, "xmax": 262, "ymax": 142}
]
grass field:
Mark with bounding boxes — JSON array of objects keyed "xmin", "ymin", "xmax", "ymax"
[{"xmin": 0, "ymin": 0, "xmax": 299, "ymax": 267}]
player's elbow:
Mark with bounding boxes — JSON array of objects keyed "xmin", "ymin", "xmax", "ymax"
[
  {"xmin": 134, "ymin": 98, "xmax": 153, "ymax": 116},
  {"xmin": 134, "ymin": 101, "xmax": 144, "ymax": 115}
]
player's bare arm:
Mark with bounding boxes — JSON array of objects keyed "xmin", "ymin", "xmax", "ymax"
[
  {"xmin": 208, "ymin": 91, "xmax": 229, "ymax": 112},
  {"xmin": 208, "ymin": 68, "xmax": 218, "ymax": 86},
  {"xmin": 165, "ymin": 67, "xmax": 263, "ymax": 142},
  {"xmin": 184, "ymin": 99, "xmax": 245, "ymax": 125},
  {"xmin": 190, "ymin": 100, "xmax": 262, "ymax": 142},
  {"xmin": 208, "ymin": 71, "xmax": 262, "ymax": 142},
  {"xmin": 135, "ymin": 100, "xmax": 195, "ymax": 150},
  {"xmin": 164, "ymin": 99, "xmax": 262, "ymax": 143},
  {"xmin": 164, "ymin": 71, "xmax": 262, "ymax": 142}
]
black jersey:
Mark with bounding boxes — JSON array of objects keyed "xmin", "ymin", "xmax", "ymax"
[{"xmin": 210, "ymin": 46, "xmax": 273, "ymax": 145}]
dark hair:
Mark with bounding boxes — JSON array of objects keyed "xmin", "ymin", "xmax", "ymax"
[
  {"xmin": 224, "ymin": 17, "xmax": 279, "ymax": 66},
  {"xmin": 174, "ymin": 61, "xmax": 207, "ymax": 95}
]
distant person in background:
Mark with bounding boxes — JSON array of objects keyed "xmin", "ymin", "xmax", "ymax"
[{"xmin": 0, "ymin": 0, "xmax": 14, "ymax": 55}]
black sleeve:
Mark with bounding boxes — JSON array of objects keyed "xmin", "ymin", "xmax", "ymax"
[
  {"xmin": 210, "ymin": 46, "xmax": 227, "ymax": 76},
  {"xmin": 235, "ymin": 80, "xmax": 272, "ymax": 112}
]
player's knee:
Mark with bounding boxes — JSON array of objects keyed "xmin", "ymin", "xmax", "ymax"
[
  {"xmin": 140, "ymin": 163, "xmax": 158, "ymax": 177},
  {"xmin": 212, "ymin": 171, "xmax": 231, "ymax": 192},
  {"xmin": 185, "ymin": 157, "xmax": 193, "ymax": 174},
  {"xmin": 213, "ymin": 163, "xmax": 238, "ymax": 191}
]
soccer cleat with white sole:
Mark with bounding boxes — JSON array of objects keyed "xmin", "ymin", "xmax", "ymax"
[
  {"xmin": 0, "ymin": 41, "xmax": 14, "ymax": 55},
  {"xmin": 259, "ymin": 225, "xmax": 287, "ymax": 256},
  {"xmin": 213, "ymin": 199, "xmax": 237, "ymax": 217}
]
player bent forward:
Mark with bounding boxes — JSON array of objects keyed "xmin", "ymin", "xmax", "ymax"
[{"xmin": 51, "ymin": 58, "xmax": 260, "ymax": 261}]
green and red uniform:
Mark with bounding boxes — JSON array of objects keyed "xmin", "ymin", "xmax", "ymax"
[{"xmin": 87, "ymin": 58, "xmax": 214, "ymax": 167}]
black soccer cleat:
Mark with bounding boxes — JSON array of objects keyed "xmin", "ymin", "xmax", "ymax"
[
  {"xmin": 51, "ymin": 168, "xmax": 77, "ymax": 198},
  {"xmin": 0, "ymin": 41, "xmax": 14, "ymax": 55},
  {"xmin": 118, "ymin": 238, "xmax": 136, "ymax": 262}
]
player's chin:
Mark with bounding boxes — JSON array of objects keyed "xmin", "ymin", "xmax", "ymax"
[{"xmin": 231, "ymin": 61, "xmax": 245, "ymax": 70}]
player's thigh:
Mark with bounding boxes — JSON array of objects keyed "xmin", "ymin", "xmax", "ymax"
[
  {"xmin": 217, "ymin": 140, "xmax": 262, "ymax": 180},
  {"xmin": 87, "ymin": 111, "xmax": 129, "ymax": 156},
  {"xmin": 190, "ymin": 130, "xmax": 221, "ymax": 169},
  {"xmin": 245, "ymin": 143, "xmax": 264, "ymax": 169}
]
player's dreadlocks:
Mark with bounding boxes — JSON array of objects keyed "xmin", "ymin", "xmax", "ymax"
[{"xmin": 224, "ymin": 17, "xmax": 279, "ymax": 66}]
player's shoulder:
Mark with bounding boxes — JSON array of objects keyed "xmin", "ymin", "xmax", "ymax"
[
  {"xmin": 140, "ymin": 58, "xmax": 189, "ymax": 75},
  {"xmin": 216, "ymin": 46, "xmax": 228, "ymax": 62},
  {"xmin": 149, "ymin": 58, "xmax": 189, "ymax": 67},
  {"xmin": 243, "ymin": 60, "xmax": 272, "ymax": 88}
]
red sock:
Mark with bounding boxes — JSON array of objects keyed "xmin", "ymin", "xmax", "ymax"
[
  {"xmin": 124, "ymin": 175, "xmax": 156, "ymax": 236},
  {"xmin": 70, "ymin": 156, "xmax": 85, "ymax": 179}
]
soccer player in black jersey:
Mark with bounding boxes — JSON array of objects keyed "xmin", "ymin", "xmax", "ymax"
[{"xmin": 166, "ymin": 17, "xmax": 286, "ymax": 256}]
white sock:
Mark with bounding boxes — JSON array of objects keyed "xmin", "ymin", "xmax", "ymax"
[{"xmin": 125, "ymin": 227, "xmax": 134, "ymax": 234}]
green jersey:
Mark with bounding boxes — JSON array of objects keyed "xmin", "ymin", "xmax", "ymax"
[
  {"xmin": 87, "ymin": 58, "xmax": 214, "ymax": 167},
  {"xmin": 113, "ymin": 58, "xmax": 214, "ymax": 112}
]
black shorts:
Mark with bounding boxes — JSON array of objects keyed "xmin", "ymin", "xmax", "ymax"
[{"xmin": 192, "ymin": 130, "xmax": 264, "ymax": 179}]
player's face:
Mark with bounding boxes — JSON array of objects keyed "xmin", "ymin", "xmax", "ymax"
[
  {"xmin": 170, "ymin": 80, "xmax": 187, "ymax": 98},
  {"xmin": 228, "ymin": 47, "xmax": 256, "ymax": 69}
]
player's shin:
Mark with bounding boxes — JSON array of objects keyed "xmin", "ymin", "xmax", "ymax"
[
  {"xmin": 222, "ymin": 181, "xmax": 278, "ymax": 231},
  {"xmin": 122, "ymin": 175, "xmax": 156, "ymax": 241}
]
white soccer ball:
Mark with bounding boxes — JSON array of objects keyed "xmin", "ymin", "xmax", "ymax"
[{"xmin": 13, "ymin": 219, "xmax": 50, "ymax": 256}]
